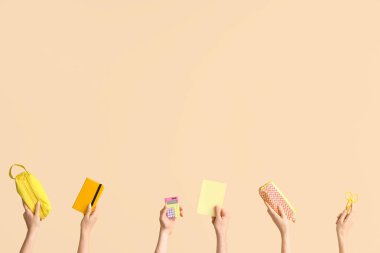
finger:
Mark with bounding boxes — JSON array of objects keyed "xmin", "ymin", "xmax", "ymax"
[
  {"xmin": 278, "ymin": 205, "xmax": 285, "ymax": 218},
  {"xmin": 91, "ymin": 206, "xmax": 98, "ymax": 218},
  {"xmin": 221, "ymin": 208, "xmax": 226, "ymax": 217},
  {"xmin": 345, "ymin": 205, "xmax": 354, "ymax": 221},
  {"xmin": 338, "ymin": 209, "xmax": 347, "ymax": 223},
  {"xmin": 265, "ymin": 202, "xmax": 280, "ymax": 221},
  {"xmin": 264, "ymin": 201, "xmax": 275, "ymax": 214},
  {"xmin": 214, "ymin": 206, "xmax": 221, "ymax": 219},
  {"xmin": 23, "ymin": 202, "xmax": 29, "ymax": 212},
  {"xmin": 160, "ymin": 205, "xmax": 168, "ymax": 218},
  {"xmin": 23, "ymin": 202, "xmax": 32, "ymax": 214},
  {"xmin": 221, "ymin": 208, "xmax": 229, "ymax": 218},
  {"xmin": 85, "ymin": 204, "xmax": 92, "ymax": 218},
  {"xmin": 179, "ymin": 206, "xmax": 184, "ymax": 217},
  {"xmin": 34, "ymin": 201, "xmax": 41, "ymax": 217},
  {"xmin": 336, "ymin": 213, "xmax": 341, "ymax": 224}
]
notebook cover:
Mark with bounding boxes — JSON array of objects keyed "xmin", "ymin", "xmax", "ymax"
[
  {"xmin": 72, "ymin": 178, "xmax": 104, "ymax": 214},
  {"xmin": 197, "ymin": 180, "xmax": 227, "ymax": 217}
]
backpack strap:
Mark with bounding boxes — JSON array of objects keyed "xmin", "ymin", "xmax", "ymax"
[{"xmin": 9, "ymin": 164, "xmax": 29, "ymax": 179}]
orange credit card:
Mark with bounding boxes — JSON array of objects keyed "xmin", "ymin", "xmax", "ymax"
[{"xmin": 72, "ymin": 178, "xmax": 104, "ymax": 214}]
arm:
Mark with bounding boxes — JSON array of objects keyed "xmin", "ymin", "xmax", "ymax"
[
  {"xmin": 20, "ymin": 202, "xmax": 41, "ymax": 253},
  {"xmin": 264, "ymin": 202, "xmax": 291, "ymax": 253},
  {"xmin": 77, "ymin": 204, "xmax": 98, "ymax": 253},
  {"xmin": 154, "ymin": 205, "xmax": 183, "ymax": 253},
  {"xmin": 212, "ymin": 206, "xmax": 230, "ymax": 253},
  {"xmin": 336, "ymin": 206, "xmax": 354, "ymax": 253},
  {"xmin": 280, "ymin": 231, "xmax": 290, "ymax": 253}
]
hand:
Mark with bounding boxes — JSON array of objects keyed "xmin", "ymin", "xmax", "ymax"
[
  {"xmin": 159, "ymin": 205, "xmax": 183, "ymax": 235},
  {"xmin": 155, "ymin": 206, "xmax": 183, "ymax": 253},
  {"xmin": 23, "ymin": 201, "xmax": 41, "ymax": 233},
  {"xmin": 212, "ymin": 206, "xmax": 230, "ymax": 237},
  {"xmin": 80, "ymin": 204, "xmax": 98, "ymax": 235},
  {"xmin": 336, "ymin": 206, "xmax": 354, "ymax": 238},
  {"xmin": 20, "ymin": 202, "xmax": 41, "ymax": 253},
  {"xmin": 264, "ymin": 202, "xmax": 289, "ymax": 236}
]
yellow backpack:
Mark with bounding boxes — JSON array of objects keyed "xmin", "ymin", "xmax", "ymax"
[{"xmin": 9, "ymin": 164, "xmax": 52, "ymax": 219}]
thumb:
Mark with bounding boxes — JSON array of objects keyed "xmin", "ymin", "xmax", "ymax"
[
  {"xmin": 85, "ymin": 204, "xmax": 92, "ymax": 218},
  {"xmin": 264, "ymin": 201, "xmax": 275, "ymax": 214},
  {"xmin": 214, "ymin": 206, "xmax": 221, "ymax": 219},
  {"xmin": 221, "ymin": 207, "xmax": 230, "ymax": 219},
  {"xmin": 34, "ymin": 201, "xmax": 41, "ymax": 217},
  {"xmin": 160, "ymin": 205, "xmax": 167, "ymax": 218},
  {"xmin": 278, "ymin": 205, "xmax": 285, "ymax": 218},
  {"xmin": 91, "ymin": 206, "xmax": 98, "ymax": 218},
  {"xmin": 338, "ymin": 209, "xmax": 348, "ymax": 223},
  {"xmin": 23, "ymin": 202, "xmax": 31, "ymax": 213}
]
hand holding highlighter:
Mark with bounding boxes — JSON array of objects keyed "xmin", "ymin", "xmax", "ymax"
[{"xmin": 73, "ymin": 178, "xmax": 104, "ymax": 214}]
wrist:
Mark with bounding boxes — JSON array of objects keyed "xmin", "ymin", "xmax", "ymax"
[
  {"xmin": 26, "ymin": 231, "xmax": 38, "ymax": 240},
  {"xmin": 216, "ymin": 230, "xmax": 227, "ymax": 239},
  {"xmin": 280, "ymin": 230, "xmax": 290, "ymax": 240},
  {"xmin": 159, "ymin": 227, "xmax": 171, "ymax": 237},
  {"xmin": 337, "ymin": 232, "xmax": 346, "ymax": 241},
  {"xmin": 27, "ymin": 226, "xmax": 39, "ymax": 236},
  {"xmin": 80, "ymin": 227, "xmax": 91, "ymax": 237}
]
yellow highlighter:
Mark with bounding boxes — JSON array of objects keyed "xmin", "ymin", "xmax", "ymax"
[{"xmin": 73, "ymin": 178, "xmax": 104, "ymax": 214}]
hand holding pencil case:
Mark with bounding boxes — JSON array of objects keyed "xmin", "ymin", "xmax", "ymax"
[
  {"xmin": 259, "ymin": 181, "xmax": 296, "ymax": 222},
  {"xmin": 9, "ymin": 164, "xmax": 52, "ymax": 219}
]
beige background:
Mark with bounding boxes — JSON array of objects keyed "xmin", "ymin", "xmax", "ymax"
[{"xmin": 1, "ymin": 0, "xmax": 380, "ymax": 252}]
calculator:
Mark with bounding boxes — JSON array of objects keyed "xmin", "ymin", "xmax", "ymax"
[{"xmin": 164, "ymin": 197, "xmax": 180, "ymax": 218}]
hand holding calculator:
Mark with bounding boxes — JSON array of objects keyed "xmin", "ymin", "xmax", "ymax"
[{"xmin": 164, "ymin": 197, "xmax": 180, "ymax": 218}]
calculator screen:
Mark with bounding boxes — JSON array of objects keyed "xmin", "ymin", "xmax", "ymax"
[{"xmin": 165, "ymin": 197, "xmax": 178, "ymax": 205}]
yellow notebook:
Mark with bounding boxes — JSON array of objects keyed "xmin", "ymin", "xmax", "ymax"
[
  {"xmin": 72, "ymin": 178, "xmax": 104, "ymax": 214},
  {"xmin": 197, "ymin": 180, "xmax": 227, "ymax": 217}
]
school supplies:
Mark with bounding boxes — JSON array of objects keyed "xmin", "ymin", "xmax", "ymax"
[
  {"xmin": 72, "ymin": 178, "xmax": 104, "ymax": 214},
  {"xmin": 259, "ymin": 181, "xmax": 296, "ymax": 222},
  {"xmin": 9, "ymin": 164, "xmax": 52, "ymax": 219},
  {"xmin": 165, "ymin": 197, "xmax": 180, "ymax": 218},
  {"xmin": 197, "ymin": 180, "xmax": 227, "ymax": 217},
  {"xmin": 345, "ymin": 192, "xmax": 358, "ymax": 214}
]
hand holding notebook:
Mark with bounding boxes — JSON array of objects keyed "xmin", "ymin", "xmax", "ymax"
[
  {"xmin": 73, "ymin": 178, "xmax": 104, "ymax": 214},
  {"xmin": 197, "ymin": 180, "xmax": 227, "ymax": 217}
]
